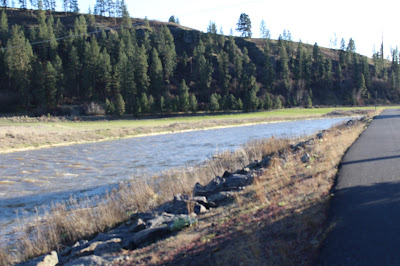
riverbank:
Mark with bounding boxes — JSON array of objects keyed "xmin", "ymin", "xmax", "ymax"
[
  {"xmin": 0, "ymin": 108, "xmax": 378, "ymax": 154},
  {"xmin": 0, "ymin": 115, "xmax": 373, "ymax": 265}
]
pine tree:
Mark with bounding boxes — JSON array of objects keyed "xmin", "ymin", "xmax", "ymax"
[
  {"xmin": 5, "ymin": 25, "xmax": 33, "ymax": 106},
  {"xmin": 273, "ymin": 97, "xmax": 282, "ymax": 109},
  {"xmin": 279, "ymin": 42, "xmax": 290, "ymax": 91},
  {"xmin": 83, "ymin": 37, "xmax": 101, "ymax": 99},
  {"xmin": 120, "ymin": 0, "xmax": 131, "ymax": 27},
  {"xmin": 259, "ymin": 20, "xmax": 270, "ymax": 39},
  {"xmin": 0, "ymin": 10, "xmax": 8, "ymax": 47},
  {"xmin": 97, "ymin": 48, "xmax": 112, "ymax": 99},
  {"xmin": 157, "ymin": 26, "xmax": 176, "ymax": 83},
  {"xmin": 168, "ymin": 15, "xmax": 176, "ymax": 23},
  {"xmin": 149, "ymin": 48, "xmax": 163, "ymax": 96},
  {"xmin": 18, "ymin": 0, "xmax": 27, "ymax": 8},
  {"xmin": 244, "ymin": 85, "xmax": 259, "ymax": 111},
  {"xmin": 264, "ymin": 94, "xmax": 273, "ymax": 110},
  {"xmin": 209, "ymin": 93, "xmax": 220, "ymax": 112},
  {"xmin": 178, "ymin": 79, "xmax": 190, "ymax": 112},
  {"xmin": 217, "ymin": 50, "xmax": 231, "ymax": 94},
  {"xmin": 189, "ymin": 94, "xmax": 198, "ymax": 113},
  {"xmin": 236, "ymin": 13, "xmax": 251, "ymax": 38},
  {"xmin": 43, "ymin": 61, "xmax": 57, "ymax": 110},
  {"xmin": 139, "ymin": 92, "xmax": 149, "ymax": 113},
  {"xmin": 70, "ymin": 0, "xmax": 78, "ymax": 13},
  {"xmin": 135, "ymin": 45, "xmax": 150, "ymax": 94},
  {"xmin": 114, "ymin": 93, "xmax": 125, "ymax": 116},
  {"xmin": 263, "ymin": 42, "xmax": 275, "ymax": 91}
]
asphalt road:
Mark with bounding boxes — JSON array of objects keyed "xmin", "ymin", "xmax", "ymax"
[{"xmin": 318, "ymin": 109, "xmax": 400, "ymax": 265}]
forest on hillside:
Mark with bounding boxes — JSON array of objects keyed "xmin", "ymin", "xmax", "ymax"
[{"xmin": 0, "ymin": 0, "xmax": 400, "ymax": 116}]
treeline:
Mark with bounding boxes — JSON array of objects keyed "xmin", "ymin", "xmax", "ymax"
[{"xmin": 0, "ymin": 6, "xmax": 399, "ymax": 115}]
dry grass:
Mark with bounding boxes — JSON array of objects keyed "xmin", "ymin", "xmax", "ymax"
[{"xmin": 0, "ymin": 116, "xmax": 370, "ymax": 265}]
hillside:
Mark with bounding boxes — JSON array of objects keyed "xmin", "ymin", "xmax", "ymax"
[{"xmin": 0, "ymin": 7, "xmax": 398, "ymax": 115}]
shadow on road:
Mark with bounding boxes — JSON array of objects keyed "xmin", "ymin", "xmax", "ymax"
[
  {"xmin": 318, "ymin": 181, "xmax": 400, "ymax": 265},
  {"xmin": 341, "ymin": 155, "xmax": 400, "ymax": 165},
  {"xmin": 372, "ymin": 114, "xmax": 400, "ymax": 120}
]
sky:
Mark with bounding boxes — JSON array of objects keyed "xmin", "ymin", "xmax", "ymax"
[{"xmin": 77, "ymin": 0, "xmax": 397, "ymax": 58}]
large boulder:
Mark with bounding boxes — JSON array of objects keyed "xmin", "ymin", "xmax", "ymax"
[
  {"xmin": 122, "ymin": 226, "xmax": 171, "ymax": 249},
  {"xmin": 64, "ymin": 255, "xmax": 110, "ymax": 266},
  {"xmin": 19, "ymin": 251, "xmax": 59, "ymax": 266},
  {"xmin": 193, "ymin": 174, "xmax": 254, "ymax": 197}
]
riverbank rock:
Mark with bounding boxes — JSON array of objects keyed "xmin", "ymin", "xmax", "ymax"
[
  {"xmin": 193, "ymin": 173, "xmax": 254, "ymax": 197},
  {"xmin": 64, "ymin": 255, "xmax": 110, "ymax": 266},
  {"xmin": 122, "ymin": 226, "xmax": 171, "ymax": 249},
  {"xmin": 18, "ymin": 251, "xmax": 58, "ymax": 266}
]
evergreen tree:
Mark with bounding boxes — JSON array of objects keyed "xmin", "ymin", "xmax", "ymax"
[
  {"xmin": 259, "ymin": 20, "xmax": 270, "ymax": 39},
  {"xmin": 217, "ymin": 50, "xmax": 231, "ymax": 95},
  {"xmin": 83, "ymin": 37, "xmax": 101, "ymax": 99},
  {"xmin": 339, "ymin": 38, "xmax": 346, "ymax": 68},
  {"xmin": 120, "ymin": 0, "xmax": 131, "ymax": 27},
  {"xmin": 178, "ymin": 79, "xmax": 190, "ymax": 112},
  {"xmin": 209, "ymin": 93, "xmax": 220, "ymax": 112},
  {"xmin": 158, "ymin": 26, "xmax": 176, "ymax": 83},
  {"xmin": 149, "ymin": 48, "xmax": 163, "ymax": 96},
  {"xmin": 263, "ymin": 42, "xmax": 275, "ymax": 91},
  {"xmin": 273, "ymin": 97, "xmax": 282, "ymax": 109},
  {"xmin": 244, "ymin": 85, "xmax": 259, "ymax": 111},
  {"xmin": 97, "ymin": 48, "xmax": 112, "ymax": 99},
  {"xmin": 70, "ymin": 0, "xmax": 79, "ymax": 13},
  {"xmin": 168, "ymin": 15, "xmax": 176, "ymax": 23},
  {"xmin": 139, "ymin": 92, "xmax": 149, "ymax": 113},
  {"xmin": 264, "ymin": 94, "xmax": 273, "ymax": 110},
  {"xmin": 236, "ymin": 13, "xmax": 252, "ymax": 38},
  {"xmin": 189, "ymin": 94, "xmax": 198, "ymax": 113},
  {"xmin": 0, "ymin": 10, "xmax": 8, "ymax": 47},
  {"xmin": 43, "ymin": 61, "xmax": 57, "ymax": 110},
  {"xmin": 135, "ymin": 45, "xmax": 150, "ymax": 94},
  {"xmin": 114, "ymin": 93, "xmax": 125, "ymax": 116},
  {"xmin": 279, "ymin": 41, "xmax": 290, "ymax": 92},
  {"xmin": 5, "ymin": 25, "xmax": 33, "ymax": 106}
]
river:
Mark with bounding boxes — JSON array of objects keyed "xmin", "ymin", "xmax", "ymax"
[{"xmin": 0, "ymin": 117, "xmax": 351, "ymax": 235}]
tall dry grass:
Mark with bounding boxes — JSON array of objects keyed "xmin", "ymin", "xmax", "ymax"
[{"xmin": 0, "ymin": 119, "xmax": 366, "ymax": 265}]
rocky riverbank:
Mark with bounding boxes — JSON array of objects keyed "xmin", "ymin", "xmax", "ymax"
[{"xmin": 17, "ymin": 117, "xmax": 370, "ymax": 266}]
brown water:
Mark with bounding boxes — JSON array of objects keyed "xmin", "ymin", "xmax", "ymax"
[{"xmin": 0, "ymin": 117, "xmax": 351, "ymax": 236}]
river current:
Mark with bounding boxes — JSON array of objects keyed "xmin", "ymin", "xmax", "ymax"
[{"xmin": 0, "ymin": 117, "xmax": 351, "ymax": 233}]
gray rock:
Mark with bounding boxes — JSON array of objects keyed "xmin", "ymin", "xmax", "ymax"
[
  {"xmin": 193, "ymin": 174, "xmax": 254, "ymax": 197},
  {"xmin": 129, "ymin": 212, "xmax": 153, "ymax": 222},
  {"xmin": 122, "ymin": 226, "xmax": 171, "ymax": 249},
  {"xmin": 128, "ymin": 218, "xmax": 146, "ymax": 233},
  {"xmin": 60, "ymin": 240, "xmax": 88, "ymax": 257},
  {"xmin": 246, "ymin": 161, "xmax": 260, "ymax": 170},
  {"xmin": 259, "ymin": 156, "xmax": 272, "ymax": 167},
  {"xmin": 91, "ymin": 232, "xmax": 125, "ymax": 243},
  {"xmin": 72, "ymin": 241, "xmax": 103, "ymax": 257},
  {"xmin": 158, "ymin": 194, "xmax": 209, "ymax": 215},
  {"xmin": 18, "ymin": 251, "xmax": 58, "ymax": 266},
  {"xmin": 146, "ymin": 212, "xmax": 176, "ymax": 228},
  {"xmin": 301, "ymin": 153, "xmax": 311, "ymax": 163},
  {"xmin": 93, "ymin": 238, "xmax": 122, "ymax": 256},
  {"xmin": 207, "ymin": 191, "xmax": 235, "ymax": 204},
  {"xmin": 64, "ymin": 255, "xmax": 110, "ymax": 266},
  {"xmin": 37, "ymin": 251, "xmax": 58, "ymax": 266}
]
